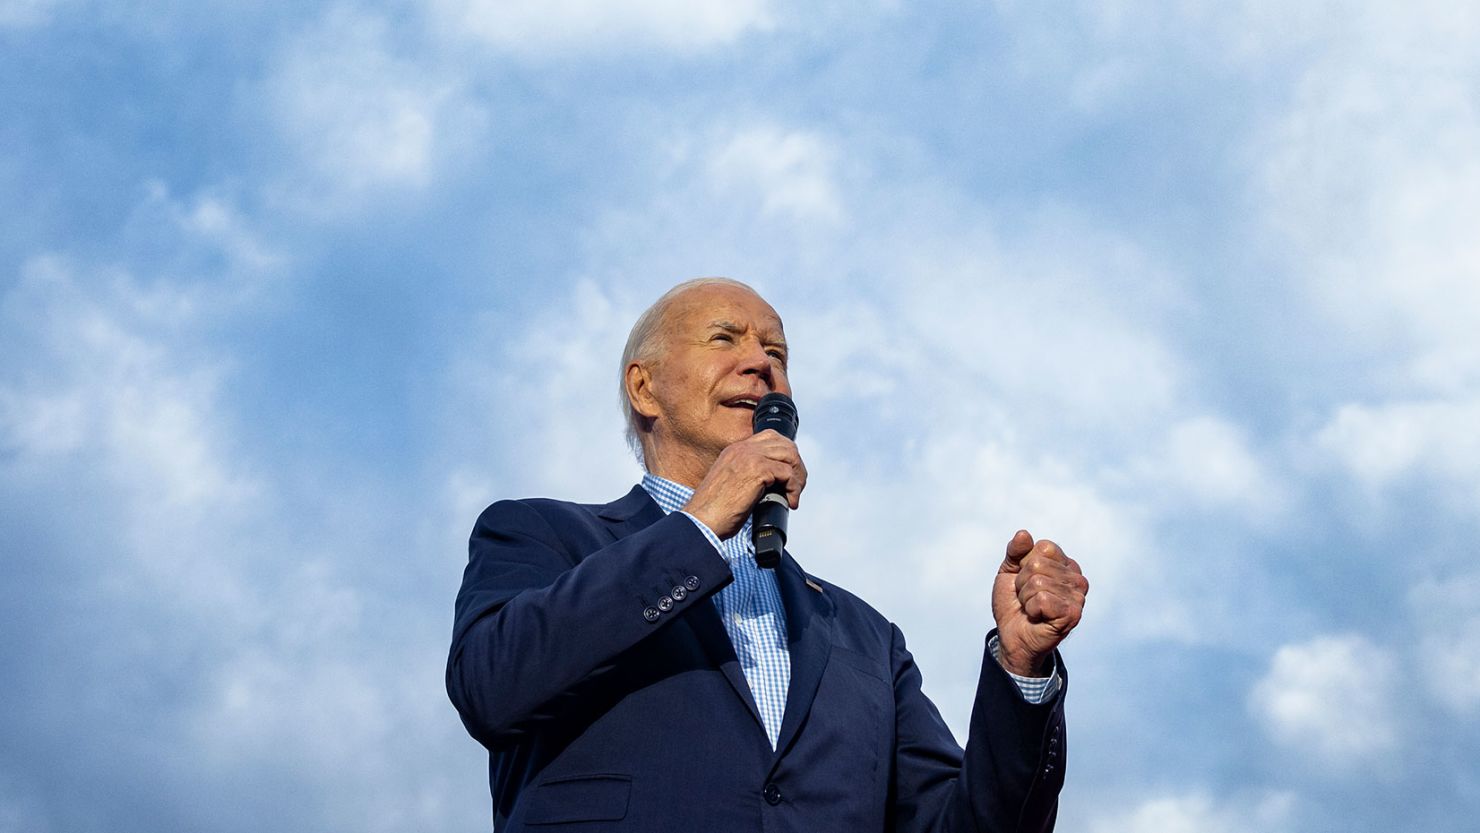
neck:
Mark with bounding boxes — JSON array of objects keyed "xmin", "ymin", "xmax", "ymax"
[{"xmin": 643, "ymin": 440, "xmax": 714, "ymax": 489}]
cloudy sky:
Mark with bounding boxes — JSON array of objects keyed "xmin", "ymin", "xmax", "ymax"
[{"xmin": 4, "ymin": 1, "xmax": 1479, "ymax": 830}]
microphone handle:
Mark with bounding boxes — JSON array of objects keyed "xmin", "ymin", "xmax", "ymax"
[{"xmin": 753, "ymin": 490, "xmax": 788, "ymax": 569}]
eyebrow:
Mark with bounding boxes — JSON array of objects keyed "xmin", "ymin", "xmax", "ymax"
[{"xmin": 710, "ymin": 320, "xmax": 788, "ymax": 349}]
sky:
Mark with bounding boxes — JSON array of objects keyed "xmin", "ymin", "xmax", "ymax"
[{"xmin": 3, "ymin": 1, "xmax": 1479, "ymax": 831}]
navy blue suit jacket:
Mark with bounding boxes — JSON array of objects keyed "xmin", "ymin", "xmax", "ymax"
[{"xmin": 447, "ymin": 485, "xmax": 1067, "ymax": 832}]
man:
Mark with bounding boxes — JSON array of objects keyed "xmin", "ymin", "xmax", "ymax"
[{"xmin": 448, "ymin": 278, "xmax": 1088, "ymax": 831}]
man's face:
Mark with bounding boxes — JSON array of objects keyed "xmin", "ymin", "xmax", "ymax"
[{"xmin": 636, "ymin": 284, "xmax": 791, "ymax": 472}]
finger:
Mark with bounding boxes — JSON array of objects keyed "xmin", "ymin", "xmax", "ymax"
[
  {"xmin": 1016, "ymin": 541, "xmax": 1072, "ymax": 577},
  {"xmin": 1023, "ymin": 591, "xmax": 1084, "ymax": 631},
  {"xmin": 1016, "ymin": 564, "xmax": 1085, "ymax": 599},
  {"xmin": 1032, "ymin": 539, "xmax": 1067, "ymax": 564},
  {"xmin": 1016, "ymin": 559, "xmax": 1090, "ymax": 597},
  {"xmin": 1058, "ymin": 556, "xmax": 1088, "ymax": 596},
  {"xmin": 1002, "ymin": 530, "xmax": 1035, "ymax": 571},
  {"xmin": 1018, "ymin": 579, "xmax": 1089, "ymax": 618},
  {"xmin": 753, "ymin": 430, "xmax": 799, "ymax": 456},
  {"xmin": 762, "ymin": 458, "xmax": 792, "ymax": 487},
  {"xmin": 750, "ymin": 435, "xmax": 803, "ymax": 505},
  {"xmin": 787, "ymin": 460, "xmax": 807, "ymax": 509}
]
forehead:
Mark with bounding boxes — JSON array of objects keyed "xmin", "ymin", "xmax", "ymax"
[{"xmin": 666, "ymin": 285, "xmax": 785, "ymax": 336}]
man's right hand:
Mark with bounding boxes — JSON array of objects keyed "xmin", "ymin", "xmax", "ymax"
[{"xmin": 682, "ymin": 430, "xmax": 807, "ymax": 539}]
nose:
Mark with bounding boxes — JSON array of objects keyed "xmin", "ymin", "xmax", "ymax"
[{"xmin": 737, "ymin": 337, "xmax": 775, "ymax": 387}]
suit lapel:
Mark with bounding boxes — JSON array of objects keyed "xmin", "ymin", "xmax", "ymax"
[
  {"xmin": 686, "ymin": 588, "xmax": 766, "ymax": 731},
  {"xmin": 594, "ymin": 485, "xmax": 665, "ymax": 537},
  {"xmin": 595, "ymin": 486, "xmax": 766, "ymax": 734},
  {"xmin": 771, "ymin": 551, "xmax": 834, "ymax": 762}
]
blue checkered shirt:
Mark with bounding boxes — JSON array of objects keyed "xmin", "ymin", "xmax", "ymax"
[
  {"xmin": 640, "ymin": 474, "xmax": 1059, "ymax": 749},
  {"xmin": 643, "ymin": 474, "xmax": 792, "ymax": 749}
]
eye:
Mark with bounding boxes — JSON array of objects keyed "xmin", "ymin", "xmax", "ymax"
[{"xmin": 710, "ymin": 333, "xmax": 734, "ymax": 343}]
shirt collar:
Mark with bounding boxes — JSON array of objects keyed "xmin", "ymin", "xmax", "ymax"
[
  {"xmin": 640, "ymin": 472, "xmax": 753, "ymax": 544},
  {"xmin": 640, "ymin": 472, "xmax": 694, "ymax": 515}
]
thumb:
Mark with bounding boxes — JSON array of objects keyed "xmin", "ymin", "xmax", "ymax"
[{"xmin": 1000, "ymin": 529, "xmax": 1035, "ymax": 573}]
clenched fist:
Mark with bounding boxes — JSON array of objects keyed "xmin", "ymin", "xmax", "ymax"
[{"xmin": 992, "ymin": 530, "xmax": 1088, "ymax": 677}]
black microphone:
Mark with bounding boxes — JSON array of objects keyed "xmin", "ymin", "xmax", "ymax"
[{"xmin": 751, "ymin": 392, "xmax": 798, "ymax": 569}]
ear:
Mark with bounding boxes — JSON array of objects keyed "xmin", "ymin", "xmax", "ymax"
[{"xmin": 625, "ymin": 361, "xmax": 661, "ymax": 421}]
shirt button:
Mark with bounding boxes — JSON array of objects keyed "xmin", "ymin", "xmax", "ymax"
[
  {"xmin": 670, "ymin": 585, "xmax": 687, "ymax": 601},
  {"xmin": 657, "ymin": 595, "xmax": 674, "ymax": 612},
  {"xmin": 763, "ymin": 783, "xmax": 782, "ymax": 805},
  {"xmin": 684, "ymin": 575, "xmax": 701, "ymax": 591},
  {"xmin": 642, "ymin": 607, "xmax": 660, "ymax": 623}
]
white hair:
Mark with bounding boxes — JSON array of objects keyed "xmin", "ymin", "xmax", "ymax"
[{"xmin": 619, "ymin": 277, "xmax": 761, "ymax": 467}]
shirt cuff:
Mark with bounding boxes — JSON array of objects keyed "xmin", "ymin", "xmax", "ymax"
[
  {"xmin": 989, "ymin": 633, "xmax": 1061, "ymax": 704},
  {"xmin": 678, "ymin": 510, "xmax": 727, "ymax": 554}
]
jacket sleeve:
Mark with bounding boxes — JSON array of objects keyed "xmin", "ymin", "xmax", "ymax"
[
  {"xmin": 445, "ymin": 499, "xmax": 733, "ymax": 750},
  {"xmin": 890, "ymin": 626, "xmax": 1067, "ymax": 833}
]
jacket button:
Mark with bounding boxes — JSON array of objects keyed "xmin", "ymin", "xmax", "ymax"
[
  {"xmin": 657, "ymin": 595, "xmax": 674, "ymax": 612},
  {"xmin": 642, "ymin": 607, "xmax": 660, "ymax": 623},
  {"xmin": 670, "ymin": 585, "xmax": 687, "ymax": 601},
  {"xmin": 684, "ymin": 575, "xmax": 701, "ymax": 591},
  {"xmin": 763, "ymin": 783, "xmax": 782, "ymax": 805}
]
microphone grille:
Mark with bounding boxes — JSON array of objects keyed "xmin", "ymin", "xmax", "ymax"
[{"xmin": 752, "ymin": 392, "xmax": 798, "ymax": 439}]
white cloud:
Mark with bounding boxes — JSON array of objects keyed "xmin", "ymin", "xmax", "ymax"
[
  {"xmin": 1155, "ymin": 418, "xmax": 1266, "ymax": 505},
  {"xmin": 186, "ymin": 631, "xmax": 471, "ymax": 833},
  {"xmin": 448, "ymin": 279, "xmax": 645, "ymax": 503},
  {"xmin": 0, "ymin": 186, "xmax": 486, "ymax": 830},
  {"xmin": 872, "ymin": 221, "xmax": 1190, "ymax": 448},
  {"xmin": 908, "ymin": 436, "xmax": 1140, "ymax": 616},
  {"xmin": 1112, "ymin": 415, "xmax": 1288, "ymax": 523},
  {"xmin": 0, "ymin": 0, "xmax": 64, "ymax": 28},
  {"xmin": 1248, "ymin": 634, "xmax": 1401, "ymax": 766},
  {"xmin": 1234, "ymin": 2, "xmax": 1480, "ymax": 397},
  {"xmin": 1089, "ymin": 789, "xmax": 1296, "ymax": 833},
  {"xmin": 1411, "ymin": 573, "xmax": 1480, "ymax": 714},
  {"xmin": 167, "ymin": 186, "xmax": 282, "ymax": 275},
  {"xmin": 0, "ymin": 255, "xmax": 254, "ymax": 513},
  {"xmin": 265, "ymin": 9, "xmax": 486, "ymax": 209},
  {"xmin": 0, "ymin": 183, "xmax": 288, "ymax": 621},
  {"xmin": 1206, "ymin": 0, "xmax": 1480, "ymax": 531},
  {"xmin": 997, "ymin": 0, "xmax": 1480, "ymax": 396},
  {"xmin": 1314, "ymin": 397, "xmax": 1480, "ymax": 509},
  {"xmin": 1256, "ymin": 61, "xmax": 1480, "ymax": 366},
  {"xmin": 703, "ymin": 126, "xmax": 846, "ymax": 225},
  {"xmin": 432, "ymin": 0, "xmax": 775, "ymax": 54}
]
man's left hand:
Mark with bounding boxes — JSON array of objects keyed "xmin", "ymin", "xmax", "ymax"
[{"xmin": 991, "ymin": 530, "xmax": 1088, "ymax": 677}]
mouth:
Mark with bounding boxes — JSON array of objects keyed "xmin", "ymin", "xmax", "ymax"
[{"xmin": 720, "ymin": 396, "xmax": 761, "ymax": 410}]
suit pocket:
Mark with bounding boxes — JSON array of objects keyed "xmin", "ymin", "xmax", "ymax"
[{"xmin": 523, "ymin": 774, "xmax": 632, "ymax": 825}]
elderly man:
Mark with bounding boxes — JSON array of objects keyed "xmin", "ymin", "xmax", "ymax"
[{"xmin": 448, "ymin": 278, "xmax": 1088, "ymax": 832}]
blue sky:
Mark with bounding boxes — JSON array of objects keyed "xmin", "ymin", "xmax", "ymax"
[{"xmin": 4, "ymin": 1, "xmax": 1480, "ymax": 831}]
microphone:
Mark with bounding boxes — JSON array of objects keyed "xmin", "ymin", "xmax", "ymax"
[{"xmin": 751, "ymin": 392, "xmax": 798, "ymax": 569}]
